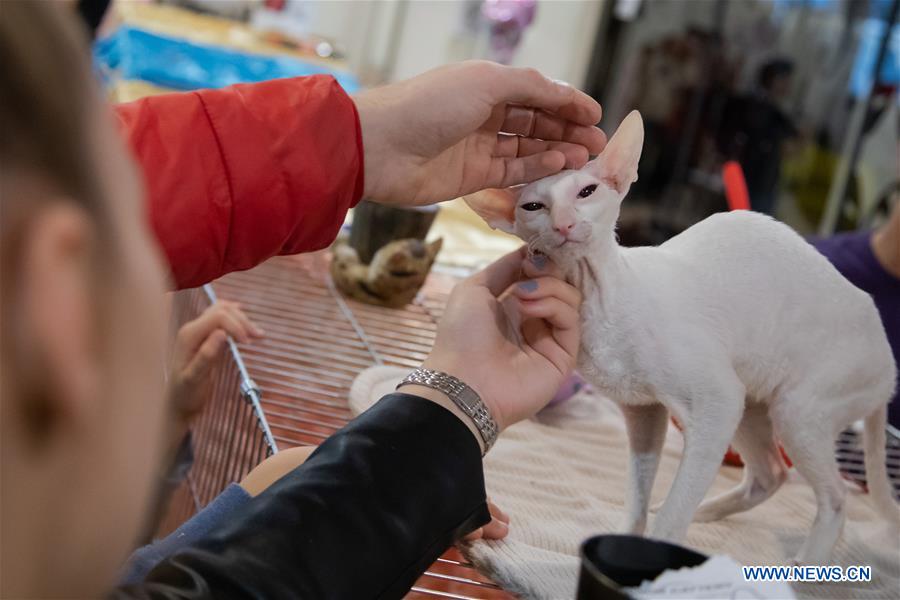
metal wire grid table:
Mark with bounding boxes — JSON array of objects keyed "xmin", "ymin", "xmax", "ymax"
[
  {"xmin": 155, "ymin": 251, "xmax": 900, "ymax": 599},
  {"xmin": 156, "ymin": 285, "xmax": 277, "ymax": 535},
  {"xmin": 156, "ymin": 252, "xmax": 510, "ymax": 599},
  {"xmin": 837, "ymin": 427, "xmax": 900, "ymax": 501}
]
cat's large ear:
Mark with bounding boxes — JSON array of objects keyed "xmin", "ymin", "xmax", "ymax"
[
  {"xmin": 463, "ymin": 187, "xmax": 522, "ymax": 234},
  {"xmin": 589, "ymin": 110, "xmax": 644, "ymax": 195}
]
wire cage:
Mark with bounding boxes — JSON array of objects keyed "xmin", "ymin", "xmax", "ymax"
[
  {"xmin": 154, "ymin": 251, "xmax": 899, "ymax": 598},
  {"xmin": 154, "ymin": 252, "xmax": 509, "ymax": 599},
  {"xmin": 837, "ymin": 426, "xmax": 900, "ymax": 501},
  {"xmin": 155, "ymin": 285, "xmax": 277, "ymax": 537}
]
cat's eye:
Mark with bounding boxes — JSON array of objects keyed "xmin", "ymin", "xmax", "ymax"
[
  {"xmin": 578, "ymin": 185, "xmax": 598, "ymax": 198},
  {"xmin": 521, "ymin": 202, "xmax": 545, "ymax": 212}
]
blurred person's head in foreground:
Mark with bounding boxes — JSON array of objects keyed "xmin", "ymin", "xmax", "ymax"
[{"xmin": 0, "ymin": 2, "xmax": 170, "ymax": 597}]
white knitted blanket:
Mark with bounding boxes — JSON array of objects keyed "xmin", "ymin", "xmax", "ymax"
[{"xmin": 350, "ymin": 366, "xmax": 900, "ymax": 600}]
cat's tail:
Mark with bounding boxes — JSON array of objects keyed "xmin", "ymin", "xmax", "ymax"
[{"xmin": 863, "ymin": 404, "xmax": 900, "ymax": 525}]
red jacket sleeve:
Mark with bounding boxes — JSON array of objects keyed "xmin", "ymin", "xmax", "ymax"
[{"xmin": 115, "ymin": 76, "xmax": 364, "ymax": 289}]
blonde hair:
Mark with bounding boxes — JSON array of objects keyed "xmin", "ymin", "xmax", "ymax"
[{"xmin": 0, "ymin": 0, "xmax": 109, "ymax": 211}]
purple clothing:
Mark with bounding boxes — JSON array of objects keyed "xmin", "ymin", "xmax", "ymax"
[{"xmin": 811, "ymin": 231, "xmax": 900, "ymax": 427}]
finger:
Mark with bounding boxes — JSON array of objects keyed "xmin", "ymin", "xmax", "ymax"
[
  {"xmin": 502, "ymin": 110, "xmax": 607, "ymax": 155},
  {"xmin": 175, "ymin": 306, "xmax": 227, "ymax": 357},
  {"xmin": 467, "ymin": 246, "xmax": 527, "ymax": 297},
  {"xmin": 518, "ymin": 297, "xmax": 580, "ymax": 359},
  {"xmin": 181, "ymin": 329, "xmax": 227, "ymax": 383},
  {"xmin": 488, "ymin": 499, "xmax": 510, "ymax": 524},
  {"xmin": 521, "ymin": 317, "xmax": 571, "ymax": 375},
  {"xmin": 486, "ymin": 151, "xmax": 567, "ymax": 189},
  {"xmin": 521, "ymin": 254, "xmax": 565, "ymax": 280},
  {"xmin": 495, "ymin": 135, "xmax": 590, "ymax": 170},
  {"xmin": 533, "ymin": 117, "xmax": 607, "ymax": 155},
  {"xmin": 224, "ymin": 304, "xmax": 264, "ymax": 338},
  {"xmin": 513, "ymin": 277, "xmax": 581, "ymax": 310},
  {"xmin": 519, "ymin": 297, "xmax": 579, "ymax": 332},
  {"xmin": 218, "ymin": 311, "xmax": 252, "ymax": 344},
  {"xmin": 176, "ymin": 301, "xmax": 246, "ymax": 353},
  {"xmin": 462, "ymin": 514, "xmax": 509, "ymax": 541},
  {"xmin": 501, "ymin": 106, "xmax": 538, "ymax": 137},
  {"xmin": 480, "ymin": 516, "xmax": 510, "ymax": 540},
  {"xmin": 492, "ymin": 65, "xmax": 602, "ymax": 125}
]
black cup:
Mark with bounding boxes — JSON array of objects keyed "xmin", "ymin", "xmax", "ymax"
[{"xmin": 576, "ymin": 535, "xmax": 708, "ymax": 599}]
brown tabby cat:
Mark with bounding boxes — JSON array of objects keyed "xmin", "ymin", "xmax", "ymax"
[{"xmin": 330, "ymin": 238, "xmax": 442, "ymax": 308}]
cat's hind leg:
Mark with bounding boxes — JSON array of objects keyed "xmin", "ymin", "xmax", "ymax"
[
  {"xmin": 649, "ymin": 376, "xmax": 745, "ymax": 542},
  {"xmin": 771, "ymin": 398, "xmax": 846, "ymax": 565},
  {"xmin": 693, "ymin": 402, "xmax": 788, "ymax": 522},
  {"xmin": 620, "ymin": 403, "xmax": 669, "ymax": 535}
]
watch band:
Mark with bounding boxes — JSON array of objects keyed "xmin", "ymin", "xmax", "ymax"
[{"xmin": 397, "ymin": 368, "xmax": 499, "ymax": 453}]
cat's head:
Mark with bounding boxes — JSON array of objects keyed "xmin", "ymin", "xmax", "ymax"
[{"xmin": 465, "ymin": 110, "xmax": 643, "ymax": 261}]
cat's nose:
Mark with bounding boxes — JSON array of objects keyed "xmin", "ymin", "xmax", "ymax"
[{"xmin": 554, "ymin": 222, "xmax": 575, "ymax": 236}]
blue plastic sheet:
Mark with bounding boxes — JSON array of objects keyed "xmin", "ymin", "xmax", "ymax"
[
  {"xmin": 94, "ymin": 26, "xmax": 359, "ymax": 93},
  {"xmin": 849, "ymin": 18, "xmax": 900, "ymax": 98}
]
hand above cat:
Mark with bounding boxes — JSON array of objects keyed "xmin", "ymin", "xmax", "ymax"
[{"xmin": 355, "ymin": 61, "xmax": 607, "ymax": 206}]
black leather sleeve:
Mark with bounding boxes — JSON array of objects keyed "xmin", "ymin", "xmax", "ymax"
[{"xmin": 111, "ymin": 393, "xmax": 491, "ymax": 600}]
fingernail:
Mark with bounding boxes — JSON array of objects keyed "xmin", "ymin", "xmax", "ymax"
[
  {"xmin": 530, "ymin": 254, "xmax": 547, "ymax": 270},
  {"xmin": 518, "ymin": 280, "xmax": 538, "ymax": 293}
]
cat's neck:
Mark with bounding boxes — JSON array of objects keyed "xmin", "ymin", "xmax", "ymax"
[{"xmin": 559, "ymin": 233, "xmax": 625, "ymax": 307}]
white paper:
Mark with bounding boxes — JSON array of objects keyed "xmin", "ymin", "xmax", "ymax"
[{"xmin": 627, "ymin": 555, "xmax": 796, "ymax": 599}]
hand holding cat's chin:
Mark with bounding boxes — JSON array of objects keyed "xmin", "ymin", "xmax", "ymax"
[{"xmin": 401, "ymin": 249, "xmax": 580, "ymax": 450}]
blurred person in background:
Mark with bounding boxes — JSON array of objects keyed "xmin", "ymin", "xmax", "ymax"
[
  {"xmin": 1, "ymin": 2, "xmax": 602, "ymax": 598},
  {"xmin": 719, "ymin": 58, "xmax": 799, "ymax": 215}
]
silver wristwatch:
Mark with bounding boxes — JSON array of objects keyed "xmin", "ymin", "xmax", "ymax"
[{"xmin": 397, "ymin": 368, "xmax": 499, "ymax": 453}]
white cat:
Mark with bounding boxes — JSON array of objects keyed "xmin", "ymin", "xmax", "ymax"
[{"xmin": 466, "ymin": 111, "xmax": 899, "ymax": 564}]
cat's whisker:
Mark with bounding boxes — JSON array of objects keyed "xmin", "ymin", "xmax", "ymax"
[
  {"xmin": 526, "ymin": 232, "xmax": 554, "ymax": 258},
  {"xmin": 525, "ymin": 235, "xmax": 543, "ymax": 260}
]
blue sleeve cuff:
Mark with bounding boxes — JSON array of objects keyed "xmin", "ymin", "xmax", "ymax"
[{"xmin": 119, "ymin": 483, "xmax": 252, "ymax": 584}]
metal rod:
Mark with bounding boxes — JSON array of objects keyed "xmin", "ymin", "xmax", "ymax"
[
  {"xmin": 203, "ymin": 284, "xmax": 279, "ymax": 455},
  {"xmin": 820, "ymin": 0, "xmax": 900, "ymax": 234},
  {"xmin": 325, "ymin": 275, "xmax": 385, "ymax": 366}
]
